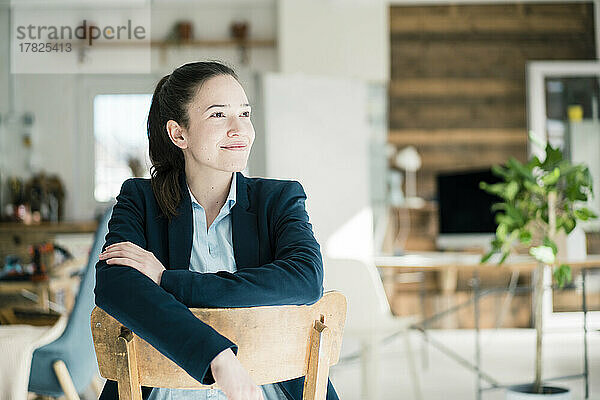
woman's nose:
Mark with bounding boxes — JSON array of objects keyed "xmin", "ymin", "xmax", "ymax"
[
  {"xmin": 227, "ymin": 128, "xmax": 240, "ymax": 137},
  {"xmin": 227, "ymin": 118, "xmax": 245, "ymax": 136}
]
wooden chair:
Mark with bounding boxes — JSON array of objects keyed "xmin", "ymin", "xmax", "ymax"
[{"xmin": 91, "ymin": 291, "xmax": 346, "ymax": 400}]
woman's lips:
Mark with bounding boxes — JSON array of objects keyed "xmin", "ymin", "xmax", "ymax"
[{"xmin": 221, "ymin": 145, "xmax": 247, "ymax": 151}]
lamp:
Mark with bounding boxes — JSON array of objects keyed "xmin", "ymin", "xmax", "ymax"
[{"xmin": 394, "ymin": 146, "xmax": 424, "ymax": 208}]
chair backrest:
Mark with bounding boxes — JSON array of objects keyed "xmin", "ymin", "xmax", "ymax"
[
  {"xmin": 323, "ymin": 258, "xmax": 391, "ymax": 330},
  {"xmin": 91, "ymin": 291, "xmax": 346, "ymax": 400}
]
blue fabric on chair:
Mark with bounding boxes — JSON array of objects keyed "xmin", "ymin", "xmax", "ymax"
[{"xmin": 28, "ymin": 203, "xmax": 114, "ymax": 397}]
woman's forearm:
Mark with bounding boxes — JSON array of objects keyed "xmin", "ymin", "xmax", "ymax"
[{"xmin": 160, "ymin": 256, "xmax": 323, "ymax": 308}]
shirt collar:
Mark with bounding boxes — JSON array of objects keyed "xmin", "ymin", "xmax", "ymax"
[{"xmin": 187, "ymin": 173, "xmax": 237, "ymax": 211}]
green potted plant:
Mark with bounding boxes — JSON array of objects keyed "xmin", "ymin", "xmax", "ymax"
[{"xmin": 480, "ymin": 139, "xmax": 597, "ymax": 398}]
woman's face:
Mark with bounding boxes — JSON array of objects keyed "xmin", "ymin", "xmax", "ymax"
[{"xmin": 175, "ymin": 74, "xmax": 255, "ymax": 174}]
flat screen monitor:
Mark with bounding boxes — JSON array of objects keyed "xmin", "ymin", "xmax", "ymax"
[{"xmin": 436, "ymin": 168, "xmax": 502, "ymax": 250}]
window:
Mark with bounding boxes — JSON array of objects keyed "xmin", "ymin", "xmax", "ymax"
[{"xmin": 94, "ymin": 94, "xmax": 152, "ymax": 202}]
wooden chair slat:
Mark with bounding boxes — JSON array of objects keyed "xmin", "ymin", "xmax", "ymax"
[
  {"xmin": 302, "ymin": 320, "xmax": 332, "ymax": 400},
  {"xmin": 116, "ymin": 330, "xmax": 142, "ymax": 400}
]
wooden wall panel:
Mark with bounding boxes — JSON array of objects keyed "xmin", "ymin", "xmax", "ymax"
[
  {"xmin": 389, "ymin": 3, "xmax": 596, "ymax": 202},
  {"xmin": 391, "ymin": 41, "xmax": 594, "ymax": 79},
  {"xmin": 389, "ymin": 100, "xmax": 526, "ymax": 129}
]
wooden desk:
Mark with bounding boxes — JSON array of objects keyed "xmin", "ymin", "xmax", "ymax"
[
  {"xmin": 376, "ymin": 253, "xmax": 535, "ymax": 296},
  {"xmin": 374, "ymin": 252, "xmax": 600, "ymax": 400},
  {"xmin": 0, "ymin": 257, "xmax": 87, "ymax": 314},
  {"xmin": 376, "ymin": 252, "xmax": 600, "ymax": 270},
  {"xmin": 375, "ymin": 252, "xmax": 600, "ymax": 295},
  {"xmin": 0, "ymin": 221, "xmax": 97, "ymax": 268}
]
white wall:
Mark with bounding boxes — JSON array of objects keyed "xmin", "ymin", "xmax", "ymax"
[
  {"xmin": 278, "ymin": 0, "xmax": 390, "ymax": 83},
  {"xmin": 255, "ymin": 72, "xmax": 374, "ymax": 262}
]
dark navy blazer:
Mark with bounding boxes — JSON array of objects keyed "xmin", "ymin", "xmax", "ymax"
[{"xmin": 95, "ymin": 171, "xmax": 340, "ymax": 400}]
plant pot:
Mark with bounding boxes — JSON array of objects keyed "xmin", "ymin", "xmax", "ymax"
[{"xmin": 506, "ymin": 384, "xmax": 571, "ymax": 399}]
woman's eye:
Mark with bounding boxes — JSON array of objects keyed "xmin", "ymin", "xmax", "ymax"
[
  {"xmin": 210, "ymin": 111, "xmax": 225, "ymax": 118},
  {"xmin": 241, "ymin": 111, "xmax": 251, "ymax": 117}
]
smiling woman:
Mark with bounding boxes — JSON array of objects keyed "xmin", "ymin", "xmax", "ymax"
[{"xmin": 93, "ymin": 61, "xmax": 339, "ymax": 400}]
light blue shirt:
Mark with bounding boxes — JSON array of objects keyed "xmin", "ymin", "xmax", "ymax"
[{"xmin": 148, "ymin": 173, "xmax": 288, "ymax": 400}]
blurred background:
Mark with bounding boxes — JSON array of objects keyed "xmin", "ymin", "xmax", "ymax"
[{"xmin": 0, "ymin": 1, "xmax": 599, "ymax": 399}]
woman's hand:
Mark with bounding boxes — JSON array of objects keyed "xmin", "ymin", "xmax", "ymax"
[
  {"xmin": 98, "ymin": 241, "xmax": 166, "ymax": 285},
  {"xmin": 210, "ymin": 348, "xmax": 265, "ymax": 400}
]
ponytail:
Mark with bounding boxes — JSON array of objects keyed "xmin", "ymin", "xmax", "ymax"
[{"xmin": 148, "ymin": 74, "xmax": 185, "ymax": 220}]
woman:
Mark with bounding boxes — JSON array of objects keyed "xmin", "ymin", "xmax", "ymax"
[{"xmin": 94, "ymin": 61, "xmax": 339, "ymax": 400}]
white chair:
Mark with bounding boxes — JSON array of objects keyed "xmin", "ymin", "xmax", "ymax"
[{"xmin": 324, "ymin": 257, "xmax": 422, "ymax": 400}]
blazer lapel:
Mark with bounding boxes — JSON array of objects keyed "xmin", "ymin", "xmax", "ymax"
[
  {"xmin": 167, "ymin": 170, "xmax": 259, "ymax": 271},
  {"xmin": 231, "ymin": 172, "xmax": 260, "ymax": 269},
  {"xmin": 167, "ymin": 171, "xmax": 193, "ymax": 270}
]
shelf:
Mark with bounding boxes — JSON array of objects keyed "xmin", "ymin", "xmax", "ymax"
[
  {"xmin": 151, "ymin": 39, "xmax": 276, "ymax": 48},
  {"xmin": 0, "ymin": 221, "xmax": 98, "ymax": 233},
  {"xmin": 56, "ymin": 39, "xmax": 276, "ymax": 49}
]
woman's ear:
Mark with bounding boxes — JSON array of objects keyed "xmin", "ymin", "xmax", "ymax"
[{"xmin": 166, "ymin": 120, "xmax": 187, "ymax": 149}]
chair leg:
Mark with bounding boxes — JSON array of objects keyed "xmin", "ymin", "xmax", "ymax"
[
  {"xmin": 403, "ymin": 330, "xmax": 423, "ymax": 400},
  {"xmin": 0, "ymin": 308, "xmax": 17, "ymax": 324},
  {"xmin": 52, "ymin": 360, "xmax": 80, "ymax": 400},
  {"xmin": 360, "ymin": 336, "xmax": 382, "ymax": 400}
]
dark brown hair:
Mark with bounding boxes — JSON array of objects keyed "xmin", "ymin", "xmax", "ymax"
[{"xmin": 147, "ymin": 60, "xmax": 239, "ymax": 220}]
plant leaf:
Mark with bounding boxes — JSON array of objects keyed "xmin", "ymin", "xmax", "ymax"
[
  {"xmin": 541, "ymin": 167, "xmax": 560, "ymax": 186},
  {"xmin": 505, "ymin": 181, "xmax": 519, "ymax": 201},
  {"xmin": 523, "ymin": 180, "xmax": 544, "ymax": 195},
  {"xmin": 553, "ymin": 264, "xmax": 572, "ymax": 289},
  {"xmin": 481, "ymin": 250, "xmax": 494, "ymax": 264},
  {"xmin": 530, "ymin": 246, "xmax": 555, "ymax": 265},
  {"xmin": 491, "ymin": 164, "xmax": 510, "ymax": 180},
  {"xmin": 498, "ymin": 251, "xmax": 509, "ymax": 265},
  {"xmin": 508, "ymin": 158, "xmax": 534, "ymax": 182},
  {"xmin": 541, "ymin": 143, "xmax": 563, "ymax": 169},
  {"xmin": 574, "ymin": 208, "xmax": 598, "ymax": 221},
  {"xmin": 519, "ymin": 229, "xmax": 532, "ymax": 244},
  {"xmin": 557, "ymin": 215, "xmax": 576, "ymax": 234},
  {"xmin": 480, "ymin": 182, "xmax": 508, "ymax": 199},
  {"xmin": 543, "ymin": 236, "xmax": 558, "ymax": 255}
]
